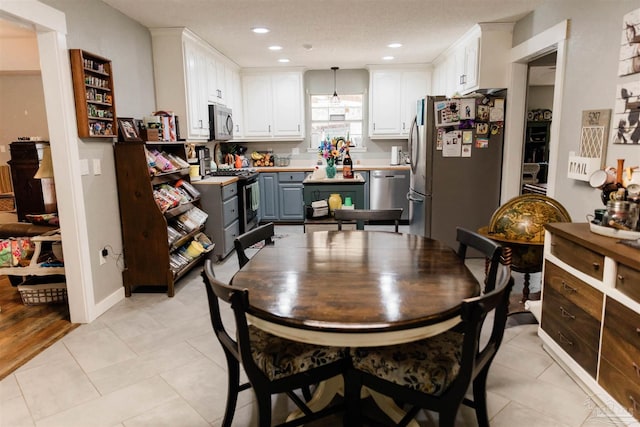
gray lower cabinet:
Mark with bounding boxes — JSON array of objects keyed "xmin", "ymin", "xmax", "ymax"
[
  {"xmin": 259, "ymin": 172, "xmax": 306, "ymax": 222},
  {"xmin": 194, "ymin": 180, "xmax": 239, "ymax": 260},
  {"xmin": 278, "ymin": 172, "xmax": 306, "ymax": 221},
  {"xmin": 259, "ymin": 173, "xmax": 278, "ymax": 221}
]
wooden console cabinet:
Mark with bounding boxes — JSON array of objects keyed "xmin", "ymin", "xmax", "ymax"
[
  {"xmin": 541, "ymin": 223, "xmax": 640, "ymax": 423},
  {"xmin": 8, "ymin": 141, "xmax": 56, "ymax": 221}
]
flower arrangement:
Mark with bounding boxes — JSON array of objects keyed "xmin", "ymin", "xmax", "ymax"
[{"xmin": 318, "ymin": 135, "xmax": 348, "ymax": 166}]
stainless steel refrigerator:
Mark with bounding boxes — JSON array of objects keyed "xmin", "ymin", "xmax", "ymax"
[{"xmin": 408, "ymin": 93, "xmax": 506, "ymax": 251}]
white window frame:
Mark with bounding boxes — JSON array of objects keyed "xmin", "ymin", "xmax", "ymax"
[{"xmin": 308, "ymin": 93, "xmax": 364, "ymax": 152}]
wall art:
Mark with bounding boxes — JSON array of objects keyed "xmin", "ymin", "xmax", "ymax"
[
  {"xmin": 618, "ymin": 7, "xmax": 640, "ymax": 76},
  {"xmin": 612, "ymin": 81, "xmax": 639, "ymax": 144}
]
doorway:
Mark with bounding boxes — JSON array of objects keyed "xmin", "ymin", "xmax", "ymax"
[
  {"xmin": 0, "ymin": 3, "xmax": 96, "ymax": 323},
  {"xmin": 521, "ymin": 51, "xmax": 557, "ymax": 195}
]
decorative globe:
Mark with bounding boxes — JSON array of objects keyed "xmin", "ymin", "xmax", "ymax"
[{"xmin": 479, "ymin": 194, "xmax": 571, "ymax": 272}]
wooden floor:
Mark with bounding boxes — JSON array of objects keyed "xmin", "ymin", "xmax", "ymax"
[{"xmin": 0, "ymin": 276, "xmax": 78, "ymax": 380}]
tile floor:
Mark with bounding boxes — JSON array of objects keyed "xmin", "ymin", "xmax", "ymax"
[{"xmin": 0, "ymin": 225, "xmax": 626, "ymax": 426}]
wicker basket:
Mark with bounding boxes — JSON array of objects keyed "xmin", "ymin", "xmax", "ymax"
[{"xmin": 18, "ymin": 283, "xmax": 67, "ymax": 305}]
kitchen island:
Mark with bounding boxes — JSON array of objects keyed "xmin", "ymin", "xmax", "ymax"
[{"xmin": 303, "ymin": 173, "xmax": 366, "ymax": 232}]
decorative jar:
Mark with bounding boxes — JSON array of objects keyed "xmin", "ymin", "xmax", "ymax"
[{"xmin": 328, "ymin": 193, "xmax": 342, "ymax": 215}]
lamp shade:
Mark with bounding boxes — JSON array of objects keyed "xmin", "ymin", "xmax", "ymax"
[{"xmin": 34, "ymin": 145, "xmax": 54, "ymax": 179}]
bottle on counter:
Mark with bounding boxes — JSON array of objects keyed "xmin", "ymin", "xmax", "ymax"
[{"xmin": 342, "ymin": 148, "xmax": 354, "ymax": 179}]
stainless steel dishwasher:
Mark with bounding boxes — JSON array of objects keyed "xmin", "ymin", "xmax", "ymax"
[{"xmin": 369, "ymin": 169, "xmax": 409, "ymax": 220}]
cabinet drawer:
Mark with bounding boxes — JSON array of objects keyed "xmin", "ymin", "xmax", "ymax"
[
  {"xmin": 601, "ymin": 298, "xmax": 640, "ymax": 373},
  {"xmin": 599, "ymin": 358, "xmax": 640, "ymax": 422},
  {"xmin": 222, "ymin": 196, "xmax": 238, "ymax": 226},
  {"xmin": 222, "ymin": 183, "xmax": 238, "ymax": 200},
  {"xmin": 550, "ymin": 234, "xmax": 604, "ymax": 281},
  {"xmin": 278, "ymin": 172, "xmax": 306, "ymax": 182},
  {"xmin": 542, "ymin": 283, "xmax": 601, "ymax": 349},
  {"xmin": 223, "ymin": 220, "xmax": 240, "ymax": 257},
  {"xmin": 543, "ymin": 261, "xmax": 603, "ymax": 320},
  {"xmin": 541, "ymin": 282, "xmax": 601, "ymax": 377},
  {"xmin": 616, "ymin": 263, "xmax": 640, "ymax": 304}
]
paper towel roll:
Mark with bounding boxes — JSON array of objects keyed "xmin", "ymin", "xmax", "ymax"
[{"xmin": 391, "ymin": 146, "xmax": 400, "ymax": 165}]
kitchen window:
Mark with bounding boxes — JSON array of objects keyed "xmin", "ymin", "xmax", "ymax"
[{"xmin": 310, "ymin": 94, "xmax": 363, "ymax": 150}]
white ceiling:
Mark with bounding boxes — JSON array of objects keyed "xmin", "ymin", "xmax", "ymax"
[{"xmin": 101, "ymin": 0, "xmax": 545, "ymax": 70}]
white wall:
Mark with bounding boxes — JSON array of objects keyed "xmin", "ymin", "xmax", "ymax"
[
  {"xmin": 513, "ymin": 0, "xmax": 640, "ymax": 221},
  {"xmin": 40, "ymin": 0, "xmax": 156, "ymax": 303}
]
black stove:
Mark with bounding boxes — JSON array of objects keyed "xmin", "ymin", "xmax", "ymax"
[{"xmin": 209, "ymin": 169, "xmax": 258, "ymax": 181}]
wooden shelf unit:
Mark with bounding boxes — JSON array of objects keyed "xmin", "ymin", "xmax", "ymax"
[
  {"xmin": 69, "ymin": 49, "xmax": 117, "ymax": 138},
  {"xmin": 114, "ymin": 142, "xmax": 207, "ymax": 297}
]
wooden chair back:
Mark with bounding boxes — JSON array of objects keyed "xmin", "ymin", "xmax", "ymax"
[
  {"xmin": 234, "ymin": 222, "xmax": 275, "ymax": 268},
  {"xmin": 456, "ymin": 226, "xmax": 507, "ymax": 293},
  {"xmin": 334, "ymin": 208, "xmax": 403, "ymax": 232}
]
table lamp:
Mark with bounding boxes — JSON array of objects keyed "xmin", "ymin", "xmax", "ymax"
[{"xmin": 33, "ymin": 145, "xmax": 57, "ymax": 213}]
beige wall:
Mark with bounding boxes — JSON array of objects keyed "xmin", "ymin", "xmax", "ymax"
[
  {"xmin": 0, "ymin": 73, "xmax": 49, "ymax": 164},
  {"xmin": 40, "ymin": 0, "xmax": 157, "ymax": 304},
  {"xmin": 513, "ymin": 0, "xmax": 640, "ymax": 220}
]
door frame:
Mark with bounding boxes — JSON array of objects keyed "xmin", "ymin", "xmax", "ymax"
[
  {"xmin": 1, "ymin": 1, "xmax": 94, "ymax": 323},
  {"xmin": 502, "ymin": 19, "xmax": 569, "ymax": 202}
]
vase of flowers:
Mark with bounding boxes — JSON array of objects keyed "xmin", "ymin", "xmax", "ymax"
[
  {"xmin": 318, "ymin": 136, "xmax": 344, "ymax": 179},
  {"xmin": 326, "ymin": 158, "xmax": 337, "ymax": 178}
]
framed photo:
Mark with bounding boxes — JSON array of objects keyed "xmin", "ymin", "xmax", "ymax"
[{"xmin": 117, "ymin": 117, "xmax": 142, "ymax": 142}]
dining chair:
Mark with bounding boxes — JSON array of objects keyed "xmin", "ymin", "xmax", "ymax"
[
  {"xmin": 456, "ymin": 226, "xmax": 505, "ymax": 293},
  {"xmin": 234, "ymin": 222, "xmax": 274, "ymax": 268},
  {"xmin": 334, "ymin": 208, "xmax": 403, "ymax": 232},
  {"xmin": 344, "ymin": 262, "xmax": 513, "ymax": 427},
  {"xmin": 202, "ymin": 260, "xmax": 349, "ymax": 427}
]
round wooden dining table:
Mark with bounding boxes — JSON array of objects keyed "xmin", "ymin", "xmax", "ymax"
[
  {"xmin": 231, "ymin": 230, "xmax": 481, "ymax": 426},
  {"xmin": 231, "ymin": 230, "xmax": 480, "ymax": 346}
]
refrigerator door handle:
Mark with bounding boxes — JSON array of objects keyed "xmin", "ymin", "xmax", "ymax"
[
  {"xmin": 408, "ymin": 116, "xmax": 418, "ymax": 174},
  {"xmin": 407, "ymin": 192, "xmax": 424, "ymax": 202}
]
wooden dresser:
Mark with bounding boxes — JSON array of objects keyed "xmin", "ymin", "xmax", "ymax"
[{"xmin": 541, "ymin": 223, "xmax": 640, "ymax": 424}]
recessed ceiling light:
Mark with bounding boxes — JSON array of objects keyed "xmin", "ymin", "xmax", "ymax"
[
  {"xmin": 252, "ymin": 27, "xmax": 270, "ymax": 34},
  {"xmin": 383, "ymin": 56, "xmax": 394, "ymax": 61},
  {"xmin": 278, "ymin": 58, "xmax": 290, "ymax": 63},
  {"xmin": 269, "ymin": 45, "xmax": 283, "ymax": 51},
  {"xmin": 388, "ymin": 43, "xmax": 402, "ymax": 48}
]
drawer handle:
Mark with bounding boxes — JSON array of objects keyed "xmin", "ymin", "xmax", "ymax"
[
  {"xmin": 557, "ymin": 331, "xmax": 574, "ymax": 346},
  {"xmin": 617, "ymin": 274, "xmax": 625, "ymax": 282},
  {"xmin": 633, "ymin": 362, "xmax": 640, "ymax": 377},
  {"xmin": 592, "ymin": 262, "xmax": 600, "ymax": 271},
  {"xmin": 560, "ymin": 306, "xmax": 575, "ymax": 320},
  {"xmin": 561, "ymin": 281, "xmax": 577, "ymax": 293}
]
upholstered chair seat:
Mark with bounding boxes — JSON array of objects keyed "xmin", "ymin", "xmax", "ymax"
[
  {"xmin": 249, "ymin": 325, "xmax": 346, "ymax": 381},
  {"xmin": 350, "ymin": 331, "xmax": 464, "ymax": 396}
]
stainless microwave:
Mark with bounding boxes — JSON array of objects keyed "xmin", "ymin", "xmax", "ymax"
[{"xmin": 208, "ymin": 104, "xmax": 233, "ymax": 141}]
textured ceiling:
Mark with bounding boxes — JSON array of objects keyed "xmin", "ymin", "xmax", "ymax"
[{"xmin": 101, "ymin": 0, "xmax": 545, "ymax": 70}]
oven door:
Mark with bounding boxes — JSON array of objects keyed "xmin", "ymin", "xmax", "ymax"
[{"xmin": 242, "ymin": 180, "xmax": 259, "ymax": 232}]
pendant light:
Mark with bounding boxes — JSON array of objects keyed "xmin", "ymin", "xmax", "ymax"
[{"xmin": 331, "ymin": 66, "xmax": 340, "ymax": 104}]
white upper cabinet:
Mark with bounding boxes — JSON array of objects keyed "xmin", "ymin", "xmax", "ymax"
[
  {"xmin": 150, "ymin": 27, "xmax": 240, "ymax": 141},
  {"xmin": 230, "ymin": 71, "xmax": 243, "ymax": 138},
  {"xmin": 182, "ymin": 37, "xmax": 209, "ymax": 139},
  {"xmin": 241, "ymin": 70, "xmax": 305, "ymax": 140},
  {"xmin": 432, "ymin": 23, "xmax": 513, "ymax": 97},
  {"xmin": 369, "ymin": 67, "xmax": 430, "ymax": 139}
]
